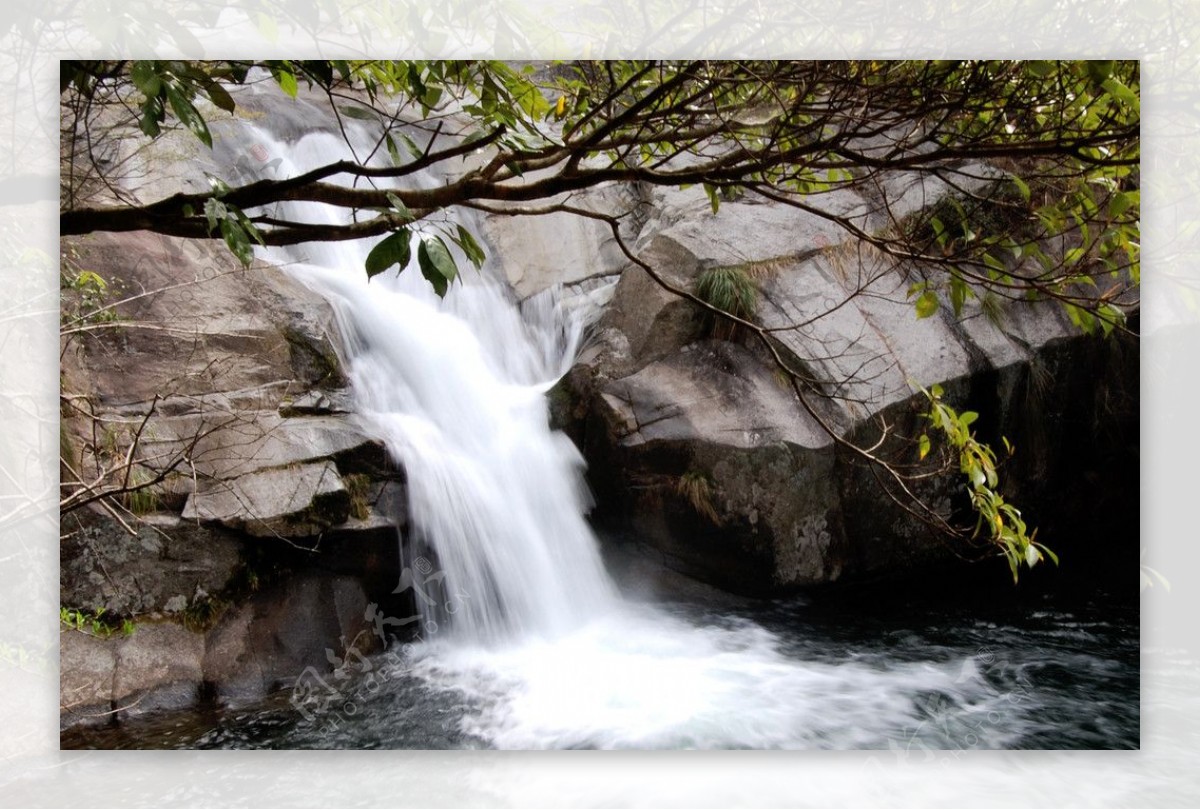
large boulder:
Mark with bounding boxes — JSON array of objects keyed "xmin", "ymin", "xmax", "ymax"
[
  {"xmin": 202, "ymin": 573, "xmax": 379, "ymax": 705},
  {"xmin": 59, "ymin": 621, "xmax": 205, "ymax": 728},
  {"xmin": 59, "ymin": 227, "xmax": 408, "ymax": 730},
  {"xmin": 560, "ymin": 183, "xmax": 1138, "ymax": 593},
  {"xmin": 60, "ymin": 572, "xmax": 386, "ymax": 729},
  {"xmin": 182, "ymin": 459, "xmax": 350, "ymax": 537},
  {"xmin": 61, "ymin": 231, "xmax": 344, "ymax": 406},
  {"xmin": 477, "ymin": 184, "xmax": 635, "ymax": 300},
  {"xmin": 59, "ymin": 629, "xmax": 118, "ymax": 730}
]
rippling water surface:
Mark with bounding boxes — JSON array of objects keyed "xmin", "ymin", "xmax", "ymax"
[{"xmin": 62, "ymin": 577, "xmax": 1138, "ymax": 751}]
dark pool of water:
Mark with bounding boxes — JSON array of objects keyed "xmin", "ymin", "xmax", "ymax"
[{"xmin": 61, "ymin": 563, "xmax": 1138, "ymax": 751}]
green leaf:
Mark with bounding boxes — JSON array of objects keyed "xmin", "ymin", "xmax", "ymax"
[
  {"xmin": 1086, "ymin": 60, "xmax": 1115, "ymax": 85},
  {"xmin": 1010, "ymin": 175, "xmax": 1031, "ymax": 203},
  {"xmin": 385, "ymin": 193, "xmax": 413, "ymax": 222},
  {"xmin": 930, "ymin": 216, "xmax": 946, "ymax": 246},
  {"xmin": 364, "ymin": 228, "xmax": 412, "ymax": 279},
  {"xmin": 455, "ymin": 224, "xmax": 486, "ymax": 269},
  {"xmin": 235, "ymin": 210, "xmax": 265, "ymax": 246},
  {"xmin": 164, "ymin": 83, "xmax": 212, "ymax": 148},
  {"xmin": 139, "ymin": 97, "xmax": 162, "ymax": 137},
  {"xmin": 918, "ymin": 434, "xmax": 931, "ymax": 461},
  {"xmin": 1027, "ymin": 60, "xmax": 1055, "ymax": 78},
  {"xmin": 130, "ymin": 61, "xmax": 162, "ymax": 97},
  {"xmin": 1101, "ymin": 77, "xmax": 1139, "ymax": 112},
  {"xmin": 983, "ymin": 252, "xmax": 1006, "ymax": 274},
  {"xmin": 220, "ymin": 218, "xmax": 254, "ymax": 267},
  {"xmin": 417, "ymin": 237, "xmax": 458, "ymax": 297},
  {"xmin": 205, "ymin": 81, "xmax": 236, "ymax": 113},
  {"xmin": 915, "ymin": 290, "xmax": 940, "ymax": 319},
  {"xmin": 339, "ymin": 105, "xmax": 378, "ymax": 121},
  {"xmin": 400, "ymin": 133, "xmax": 423, "ymax": 159},
  {"xmin": 277, "ymin": 69, "xmax": 298, "ymax": 98},
  {"xmin": 204, "ymin": 198, "xmax": 227, "ymax": 234},
  {"xmin": 406, "ymin": 62, "xmax": 427, "ymax": 99},
  {"xmin": 1109, "ymin": 191, "xmax": 1135, "ymax": 219},
  {"xmin": 960, "ymin": 411, "xmax": 978, "ymax": 427},
  {"xmin": 1006, "ymin": 548, "xmax": 1020, "ymax": 583},
  {"xmin": 949, "ymin": 276, "xmax": 967, "ymax": 317},
  {"xmin": 461, "ymin": 129, "xmax": 488, "ymax": 147},
  {"xmin": 970, "ymin": 465, "xmax": 986, "ymax": 488}
]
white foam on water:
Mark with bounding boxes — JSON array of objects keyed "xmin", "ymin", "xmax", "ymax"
[{"xmin": 401, "ymin": 607, "xmax": 1018, "ymax": 749}]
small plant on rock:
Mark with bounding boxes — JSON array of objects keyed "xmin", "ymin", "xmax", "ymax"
[
  {"xmin": 343, "ymin": 473, "xmax": 373, "ymax": 521},
  {"xmin": 695, "ymin": 266, "xmax": 757, "ymax": 340},
  {"xmin": 60, "ymin": 606, "xmax": 136, "ymax": 638},
  {"xmin": 673, "ymin": 469, "xmax": 721, "ymax": 525},
  {"xmin": 181, "ymin": 595, "xmax": 227, "ymax": 633}
]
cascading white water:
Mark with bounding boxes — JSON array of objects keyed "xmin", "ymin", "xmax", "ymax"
[
  {"xmin": 298, "ymin": 268, "xmax": 619, "ymax": 641},
  {"xmin": 236, "ymin": 109, "xmax": 1010, "ymax": 749},
  {"xmin": 242, "ymin": 121, "xmax": 617, "ymax": 643}
]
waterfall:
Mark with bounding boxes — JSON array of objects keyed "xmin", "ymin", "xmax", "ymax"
[
  {"xmin": 240, "ymin": 118, "xmax": 617, "ymax": 643},
  {"xmin": 229, "ymin": 108, "xmax": 1004, "ymax": 750}
]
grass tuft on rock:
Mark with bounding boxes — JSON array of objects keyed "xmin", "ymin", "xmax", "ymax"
[{"xmin": 695, "ymin": 266, "xmax": 757, "ymax": 340}]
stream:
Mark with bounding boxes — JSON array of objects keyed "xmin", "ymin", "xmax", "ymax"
[{"xmin": 61, "ymin": 573, "xmax": 1138, "ymax": 750}]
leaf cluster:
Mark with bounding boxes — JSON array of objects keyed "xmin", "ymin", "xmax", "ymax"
[
  {"xmin": 917, "ymin": 383, "xmax": 1058, "ymax": 582},
  {"xmin": 60, "ymin": 606, "xmax": 136, "ymax": 638},
  {"xmin": 695, "ymin": 265, "xmax": 757, "ymax": 339}
]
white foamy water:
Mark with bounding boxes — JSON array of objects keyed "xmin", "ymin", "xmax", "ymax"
[
  {"xmin": 401, "ymin": 606, "xmax": 1018, "ymax": 750},
  {"xmin": 292, "ymin": 261, "xmax": 618, "ymax": 641},
  {"xmin": 249, "ymin": 119, "xmax": 1010, "ymax": 749}
]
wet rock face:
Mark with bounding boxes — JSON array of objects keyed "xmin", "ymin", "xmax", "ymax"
[
  {"xmin": 59, "ymin": 228, "xmax": 408, "ymax": 731},
  {"xmin": 59, "ymin": 572, "xmax": 385, "ymax": 730},
  {"xmin": 202, "ymin": 573, "xmax": 379, "ymax": 705},
  {"xmin": 60, "ymin": 622, "xmax": 207, "ymax": 729},
  {"xmin": 60, "ymin": 509, "xmax": 244, "ymax": 619},
  {"xmin": 559, "ymin": 182, "xmax": 1138, "ymax": 594}
]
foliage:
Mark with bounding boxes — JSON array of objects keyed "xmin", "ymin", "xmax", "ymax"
[
  {"xmin": 199, "ymin": 190, "xmax": 264, "ymax": 268},
  {"xmin": 673, "ymin": 470, "xmax": 720, "ymax": 525},
  {"xmin": 60, "ymin": 59, "xmax": 1139, "ymax": 313},
  {"xmin": 917, "ymin": 383, "xmax": 1058, "ymax": 581},
  {"xmin": 180, "ymin": 594, "xmax": 227, "ymax": 633},
  {"xmin": 60, "ymin": 606, "xmax": 135, "ymax": 638},
  {"xmin": 60, "ymin": 256, "xmax": 123, "ymax": 326},
  {"xmin": 119, "ymin": 466, "xmax": 160, "ymax": 515},
  {"xmin": 695, "ymin": 266, "xmax": 757, "ymax": 339}
]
